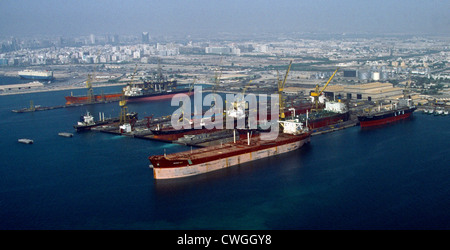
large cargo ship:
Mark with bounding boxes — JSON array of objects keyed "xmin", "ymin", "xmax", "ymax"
[
  {"xmin": 65, "ymin": 92, "xmax": 123, "ymax": 105},
  {"xmin": 18, "ymin": 69, "xmax": 53, "ymax": 81},
  {"xmin": 294, "ymin": 101, "xmax": 349, "ymax": 131},
  {"xmin": 123, "ymin": 77, "xmax": 193, "ymax": 102},
  {"xmin": 148, "ymin": 119, "xmax": 310, "ymax": 179},
  {"xmin": 64, "ymin": 78, "xmax": 192, "ymax": 105},
  {"xmin": 357, "ymin": 98, "xmax": 416, "ymax": 127},
  {"xmin": 149, "ymin": 100, "xmax": 344, "ymax": 140}
]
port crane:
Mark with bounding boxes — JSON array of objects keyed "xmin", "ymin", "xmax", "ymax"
[
  {"xmin": 119, "ymin": 64, "xmax": 138, "ymax": 125},
  {"xmin": 310, "ymin": 67, "xmax": 339, "ymax": 111},
  {"xmin": 277, "ymin": 60, "xmax": 293, "ymax": 119},
  {"xmin": 213, "ymin": 57, "xmax": 223, "ymax": 95},
  {"xmin": 86, "ymin": 50, "xmax": 102, "ymax": 103},
  {"xmin": 189, "ymin": 76, "xmax": 197, "ymax": 94},
  {"xmin": 86, "ymin": 73, "xmax": 94, "ymax": 103}
]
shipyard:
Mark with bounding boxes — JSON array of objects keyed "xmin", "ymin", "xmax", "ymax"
[
  {"xmin": 4, "ymin": 36, "xmax": 450, "ymax": 179},
  {"xmin": 1, "ymin": 0, "xmax": 450, "ymax": 233}
]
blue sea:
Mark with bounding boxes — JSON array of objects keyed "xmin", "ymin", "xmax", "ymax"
[{"xmin": 0, "ymin": 82, "xmax": 449, "ymax": 230}]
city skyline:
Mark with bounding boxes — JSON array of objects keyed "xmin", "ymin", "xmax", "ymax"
[{"xmin": 0, "ymin": 0, "xmax": 449, "ymax": 38}]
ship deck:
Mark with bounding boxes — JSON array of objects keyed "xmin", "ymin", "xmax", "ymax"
[
  {"xmin": 162, "ymin": 133, "xmax": 307, "ymax": 161},
  {"xmin": 359, "ymin": 106, "xmax": 415, "ymax": 117}
]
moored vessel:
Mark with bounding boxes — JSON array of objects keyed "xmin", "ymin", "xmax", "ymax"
[
  {"xmin": 74, "ymin": 111, "xmax": 137, "ymax": 131},
  {"xmin": 148, "ymin": 119, "xmax": 310, "ymax": 179},
  {"xmin": 18, "ymin": 69, "xmax": 53, "ymax": 81},
  {"xmin": 65, "ymin": 93, "xmax": 123, "ymax": 105},
  {"xmin": 357, "ymin": 98, "xmax": 416, "ymax": 127},
  {"xmin": 293, "ymin": 101, "xmax": 349, "ymax": 131},
  {"xmin": 123, "ymin": 76, "xmax": 192, "ymax": 102}
]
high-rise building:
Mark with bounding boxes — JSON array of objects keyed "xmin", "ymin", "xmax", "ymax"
[
  {"xmin": 113, "ymin": 34, "xmax": 120, "ymax": 45},
  {"xmin": 142, "ymin": 32, "xmax": 150, "ymax": 44},
  {"xmin": 90, "ymin": 34, "xmax": 95, "ymax": 44}
]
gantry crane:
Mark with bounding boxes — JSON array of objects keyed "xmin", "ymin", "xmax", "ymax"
[
  {"xmin": 310, "ymin": 67, "xmax": 339, "ymax": 111},
  {"xmin": 278, "ymin": 60, "xmax": 293, "ymax": 120}
]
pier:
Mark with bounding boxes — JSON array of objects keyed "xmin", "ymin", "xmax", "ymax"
[
  {"xmin": 11, "ymin": 100, "xmax": 120, "ymax": 113},
  {"xmin": 88, "ymin": 112, "xmax": 359, "ymax": 147}
]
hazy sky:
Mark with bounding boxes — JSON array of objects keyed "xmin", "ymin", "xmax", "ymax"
[{"xmin": 0, "ymin": 0, "xmax": 448, "ymax": 37}]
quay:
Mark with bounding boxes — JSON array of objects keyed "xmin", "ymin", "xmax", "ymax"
[
  {"xmin": 89, "ymin": 113, "xmax": 358, "ymax": 147},
  {"xmin": 12, "ymin": 100, "xmax": 119, "ymax": 113}
]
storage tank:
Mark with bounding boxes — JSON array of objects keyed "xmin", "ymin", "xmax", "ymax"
[
  {"xmin": 371, "ymin": 72, "xmax": 380, "ymax": 81},
  {"xmin": 358, "ymin": 71, "xmax": 369, "ymax": 80}
]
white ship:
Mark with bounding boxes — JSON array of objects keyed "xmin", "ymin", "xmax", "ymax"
[{"xmin": 18, "ymin": 69, "xmax": 54, "ymax": 81}]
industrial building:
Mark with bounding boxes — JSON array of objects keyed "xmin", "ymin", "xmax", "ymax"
[
  {"xmin": 321, "ymin": 82, "xmax": 404, "ymax": 102},
  {"xmin": 0, "ymin": 81, "xmax": 44, "ymax": 94}
]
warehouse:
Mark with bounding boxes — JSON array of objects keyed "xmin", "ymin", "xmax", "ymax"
[
  {"xmin": 0, "ymin": 81, "xmax": 44, "ymax": 94},
  {"xmin": 322, "ymin": 82, "xmax": 403, "ymax": 102}
]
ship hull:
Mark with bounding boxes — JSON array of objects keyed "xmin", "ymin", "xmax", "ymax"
[
  {"xmin": 125, "ymin": 89, "xmax": 193, "ymax": 102},
  {"xmin": 65, "ymin": 93, "xmax": 123, "ymax": 105},
  {"xmin": 74, "ymin": 121, "xmax": 112, "ymax": 132},
  {"xmin": 18, "ymin": 70, "xmax": 53, "ymax": 81},
  {"xmin": 149, "ymin": 133, "xmax": 310, "ymax": 179},
  {"xmin": 19, "ymin": 75, "xmax": 53, "ymax": 81},
  {"xmin": 358, "ymin": 107, "xmax": 416, "ymax": 127},
  {"xmin": 308, "ymin": 112, "xmax": 349, "ymax": 130}
]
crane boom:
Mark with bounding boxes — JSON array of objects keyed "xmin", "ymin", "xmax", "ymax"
[
  {"xmin": 278, "ymin": 61, "xmax": 293, "ymax": 119},
  {"xmin": 278, "ymin": 60, "xmax": 292, "ymax": 91},
  {"xmin": 318, "ymin": 67, "xmax": 339, "ymax": 96},
  {"xmin": 310, "ymin": 67, "xmax": 339, "ymax": 110}
]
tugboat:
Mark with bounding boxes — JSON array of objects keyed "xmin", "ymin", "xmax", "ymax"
[{"xmin": 74, "ymin": 111, "xmax": 101, "ymax": 131}]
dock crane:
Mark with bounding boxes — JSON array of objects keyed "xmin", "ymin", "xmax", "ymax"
[
  {"xmin": 119, "ymin": 64, "xmax": 138, "ymax": 126},
  {"xmin": 86, "ymin": 50, "xmax": 102, "ymax": 103},
  {"xmin": 278, "ymin": 60, "xmax": 293, "ymax": 120},
  {"xmin": 213, "ymin": 57, "xmax": 223, "ymax": 94},
  {"xmin": 310, "ymin": 67, "xmax": 339, "ymax": 111},
  {"xmin": 86, "ymin": 73, "xmax": 94, "ymax": 103}
]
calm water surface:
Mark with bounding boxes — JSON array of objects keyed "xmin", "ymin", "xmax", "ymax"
[{"xmin": 0, "ymin": 86, "xmax": 449, "ymax": 229}]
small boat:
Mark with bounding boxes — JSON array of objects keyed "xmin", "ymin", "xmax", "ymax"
[
  {"xmin": 18, "ymin": 138, "xmax": 33, "ymax": 144},
  {"xmin": 58, "ymin": 132, "xmax": 74, "ymax": 137}
]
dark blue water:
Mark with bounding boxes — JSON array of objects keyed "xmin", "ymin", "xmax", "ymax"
[
  {"xmin": 1, "ymin": 87, "xmax": 449, "ymax": 230},
  {"xmin": 0, "ymin": 76, "xmax": 30, "ymax": 85}
]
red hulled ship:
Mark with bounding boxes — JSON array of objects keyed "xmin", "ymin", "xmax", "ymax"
[
  {"xmin": 65, "ymin": 93, "xmax": 123, "ymax": 105},
  {"xmin": 357, "ymin": 98, "xmax": 416, "ymax": 127},
  {"xmin": 148, "ymin": 119, "xmax": 310, "ymax": 179}
]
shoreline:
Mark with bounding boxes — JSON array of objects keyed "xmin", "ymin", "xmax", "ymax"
[
  {"xmin": 0, "ymin": 80, "xmax": 207, "ymax": 97},
  {"xmin": 0, "ymin": 82, "xmax": 127, "ymax": 96}
]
